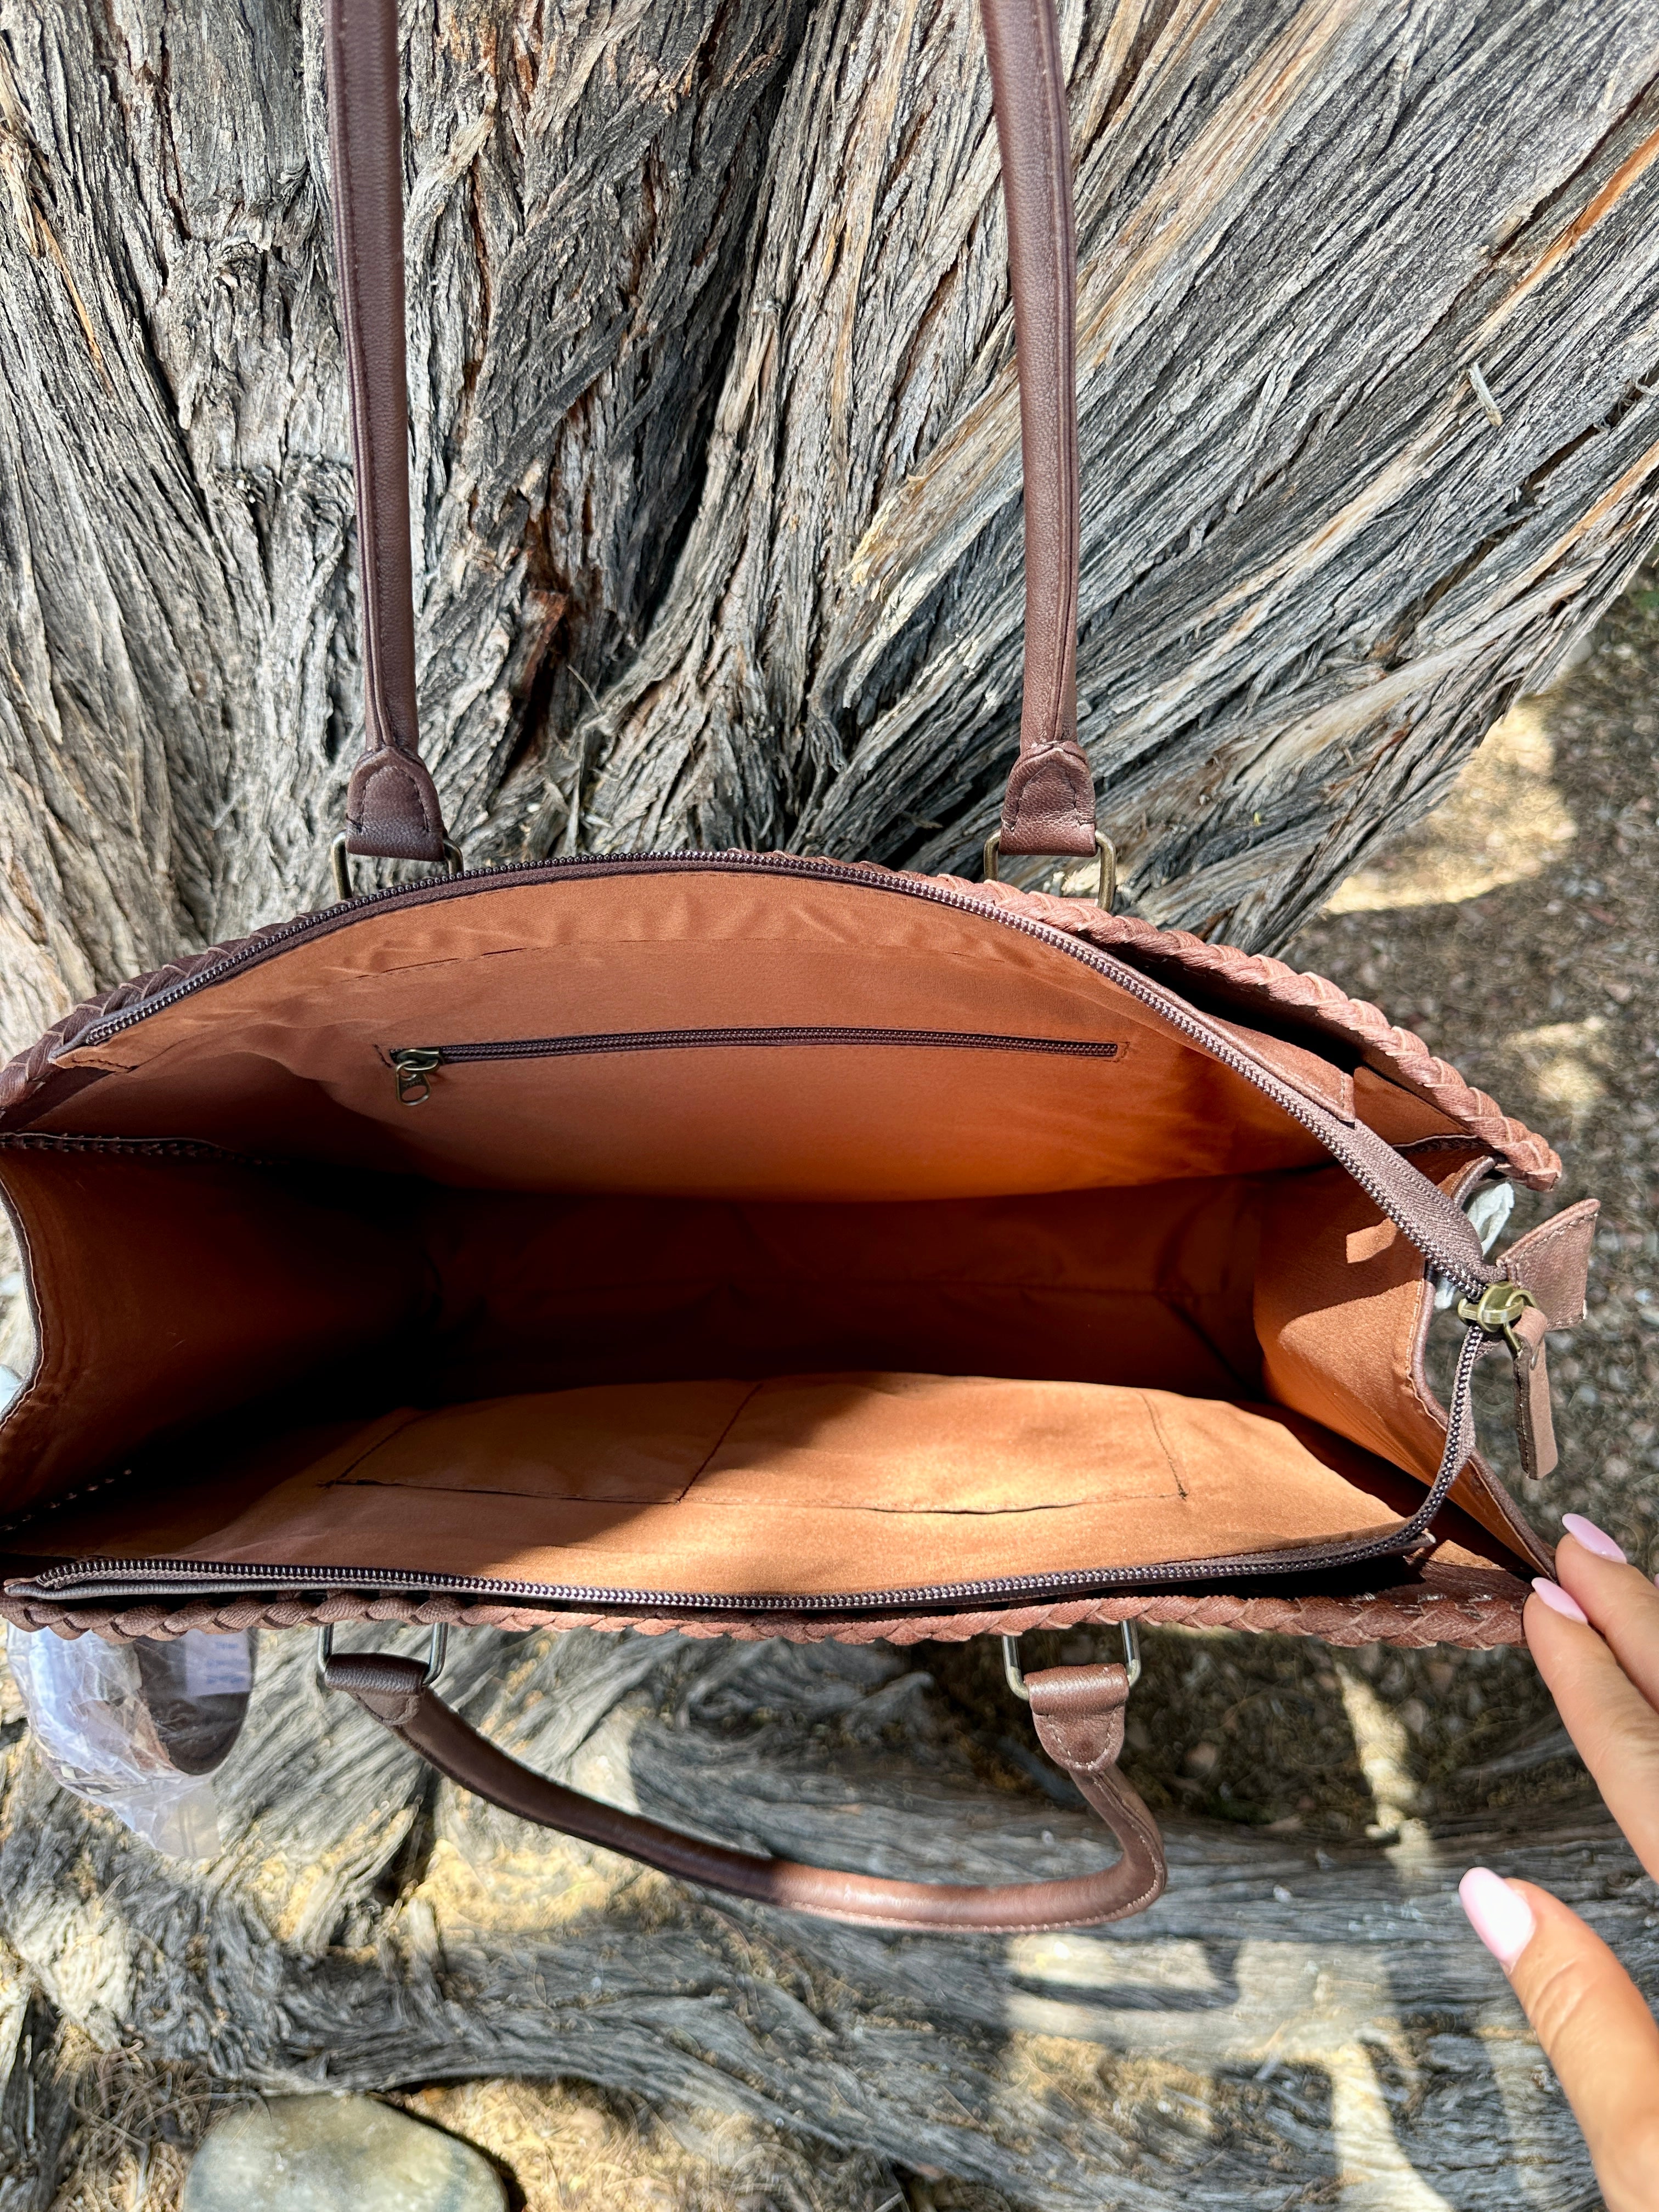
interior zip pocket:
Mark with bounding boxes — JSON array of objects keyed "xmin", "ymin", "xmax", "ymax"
[{"xmin": 385, "ymin": 1026, "xmax": 1126, "ymax": 1105}]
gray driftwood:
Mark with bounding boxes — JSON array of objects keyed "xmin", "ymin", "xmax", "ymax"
[
  {"xmin": 3, "ymin": 0, "xmax": 1659, "ymax": 1054},
  {"xmin": 0, "ymin": 1625, "xmax": 1639, "ymax": 2208},
  {"xmin": 2, "ymin": 1, "xmax": 1658, "ymax": 2204}
]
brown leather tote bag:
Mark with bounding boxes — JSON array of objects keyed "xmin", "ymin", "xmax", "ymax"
[{"xmin": 0, "ymin": 0, "xmax": 1598, "ymax": 1929}]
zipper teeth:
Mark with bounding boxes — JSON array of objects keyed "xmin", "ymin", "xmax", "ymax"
[
  {"xmin": 66, "ymin": 848, "xmax": 1486, "ymax": 1290},
  {"xmin": 71, "ymin": 852, "xmax": 806, "ymax": 1048},
  {"xmin": 405, "ymin": 1027, "xmax": 1126, "ymax": 1064},
  {"xmin": 20, "ymin": 1518, "xmax": 1435, "ymax": 1612},
  {"xmin": 20, "ymin": 1352, "xmax": 1477, "ymax": 1611}
]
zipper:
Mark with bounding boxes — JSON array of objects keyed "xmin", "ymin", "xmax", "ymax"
[
  {"xmin": 390, "ymin": 1046, "xmax": 442, "ymax": 1107},
  {"xmin": 15, "ymin": 1327, "xmax": 1485, "ymax": 1616},
  {"xmin": 9, "ymin": 1514, "xmax": 1448, "ymax": 1613},
  {"xmin": 385, "ymin": 1025, "xmax": 1126, "ymax": 1106},
  {"xmin": 54, "ymin": 849, "xmax": 1493, "ymax": 1293}
]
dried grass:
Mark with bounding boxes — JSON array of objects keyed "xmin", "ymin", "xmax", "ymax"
[{"xmin": 36, "ymin": 2027, "xmax": 228, "ymax": 2212}]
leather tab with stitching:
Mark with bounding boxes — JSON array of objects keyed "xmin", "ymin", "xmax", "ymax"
[
  {"xmin": 1509, "ymin": 1305, "xmax": 1558, "ymax": 1482},
  {"xmin": 346, "ymin": 747, "xmax": 448, "ymax": 864},
  {"xmin": 1000, "ymin": 743, "xmax": 1099, "ymax": 857}
]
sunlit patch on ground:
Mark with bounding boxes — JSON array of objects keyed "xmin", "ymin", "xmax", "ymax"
[{"xmin": 1323, "ymin": 699, "xmax": 1577, "ymax": 915}]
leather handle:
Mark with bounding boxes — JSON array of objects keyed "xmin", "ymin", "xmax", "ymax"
[
  {"xmin": 323, "ymin": 0, "xmax": 449, "ymax": 864},
  {"xmin": 319, "ymin": 0, "xmax": 1095, "ymax": 865},
  {"xmin": 328, "ymin": 1654, "xmax": 1166, "ymax": 1932},
  {"xmin": 981, "ymin": 0, "xmax": 1097, "ymax": 861}
]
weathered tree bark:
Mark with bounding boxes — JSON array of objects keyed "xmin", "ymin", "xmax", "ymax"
[
  {"xmin": 2, "ymin": 2, "xmax": 1658, "ymax": 2203},
  {"xmin": 0, "ymin": 1623, "xmax": 1638, "ymax": 2210},
  {"xmin": 3, "ymin": 0, "xmax": 1659, "ymax": 1056}
]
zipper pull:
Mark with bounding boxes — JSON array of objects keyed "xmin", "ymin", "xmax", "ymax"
[{"xmin": 388, "ymin": 1047, "xmax": 442, "ymax": 1106}]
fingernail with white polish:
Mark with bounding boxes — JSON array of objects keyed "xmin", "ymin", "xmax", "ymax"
[
  {"xmin": 1531, "ymin": 1577, "xmax": 1589, "ymax": 1624},
  {"xmin": 1460, "ymin": 1867, "xmax": 1536, "ymax": 1970},
  {"xmin": 1561, "ymin": 1513, "xmax": 1626, "ymax": 1563}
]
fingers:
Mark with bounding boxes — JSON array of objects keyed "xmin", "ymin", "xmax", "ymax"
[
  {"xmin": 1555, "ymin": 1520, "xmax": 1659, "ymax": 1713},
  {"xmin": 1462, "ymin": 1871, "xmax": 1659, "ymax": 2212},
  {"xmin": 1523, "ymin": 1531, "xmax": 1659, "ymax": 1882}
]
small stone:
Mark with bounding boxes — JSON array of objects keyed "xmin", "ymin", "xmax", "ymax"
[
  {"xmin": 183, "ymin": 2096, "xmax": 506, "ymax": 2212},
  {"xmin": 1183, "ymin": 1742, "xmax": 1218, "ymax": 1778}
]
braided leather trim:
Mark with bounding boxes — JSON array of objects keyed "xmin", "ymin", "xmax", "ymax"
[
  {"xmin": 0, "ymin": 863, "xmax": 1556, "ymax": 1184},
  {"xmin": 0, "ymin": 920, "xmax": 298, "ymax": 1116},
  {"xmin": 936, "ymin": 876, "xmax": 1559, "ymax": 1188},
  {"xmin": 0, "ymin": 1575, "xmax": 1526, "ymax": 1649}
]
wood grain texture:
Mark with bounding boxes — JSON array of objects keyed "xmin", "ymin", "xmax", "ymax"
[
  {"xmin": 0, "ymin": 1624, "xmax": 1637, "ymax": 2208},
  {"xmin": 1, "ymin": 8, "xmax": 1656, "ymax": 2202},
  {"xmin": 3, "ymin": 0, "xmax": 1659, "ymax": 1060}
]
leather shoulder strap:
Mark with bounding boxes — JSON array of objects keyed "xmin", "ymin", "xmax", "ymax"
[
  {"xmin": 981, "ymin": 0, "xmax": 1096, "ymax": 861},
  {"xmin": 320, "ymin": 0, "xmax": 1097, "ymax": 866},
  {"xmin": 326, "ymin": 1653, "xmax": 1166, "ymax": 1932},
  {"xmin": 323, "ymin": 0, "xmax": 448, "ymax": 864}
]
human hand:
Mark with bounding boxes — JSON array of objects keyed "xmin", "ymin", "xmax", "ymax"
[{"xmin": 1459, "ymin": 1520, "xmax": 1659, "ymax": 2211}]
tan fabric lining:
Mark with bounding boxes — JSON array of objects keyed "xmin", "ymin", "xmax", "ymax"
[
  {"xmin": 25, "ymin": 1375, "xmax": 1445, "ymax": 1600},
  {"xmin": 0, "ymin": 874, "xmax": 1544, "ymax": 1598},
  {"xmin": 38, "ymin": 877, "xmax": 1333, "ymax": 1194}
]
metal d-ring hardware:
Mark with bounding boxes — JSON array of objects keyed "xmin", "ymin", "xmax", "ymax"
[
  {"xmin": 330, "ymin": 832, "xmax": 465, "ymax": 905},
  {"xmin": 1002, "ymin": 1619, "xmax": 1141, "ymax": 1702},
  {"xmin": 984, "ymin": 829, "xmax": 1116, "ymax": 912},
  {"xmin": 1455, "ymin": 1280, "xmax": 1541, "ymax": 1359},
  {"xmin": 317, "ymin": 1621, "xmax": 448, "ymax": 1692}
]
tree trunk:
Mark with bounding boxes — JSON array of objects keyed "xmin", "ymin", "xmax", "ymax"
[
  {"xmin": 3, "ymin": 0, "xmax": 1659, "ymax": 1056},
  {"xmin": 2, "ymin": 1, "xmax": 1657, "ymax": 2203}
]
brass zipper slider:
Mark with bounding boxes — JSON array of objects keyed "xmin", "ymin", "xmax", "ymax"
[
  {"xmin": 1455, "ymin": 1280, "xmax": 1539, "ymax": 1359},
  {"xmin": 388, "ymin": 1047, "xmax": 442, "ymax": 1106}
]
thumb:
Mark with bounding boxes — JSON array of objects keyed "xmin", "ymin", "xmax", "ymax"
[{"xmin": 1461, "ymin": 1867, "xmax": 1659, "ymax": 2211}]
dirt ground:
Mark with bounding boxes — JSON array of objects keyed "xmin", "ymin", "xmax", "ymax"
[{"xmin": 8, "ymin": 574, "xmax": 1656, "ymax": 2211}]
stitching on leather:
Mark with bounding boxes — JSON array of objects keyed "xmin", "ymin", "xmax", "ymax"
[
  {"xmin": 359, "ymin": 1689, "xmax": 421, "ymax": 1726},
  {"xmin": 352, "ymin": 752, "xmax": 442, "ymax": 833},
  {"xmin": 332, "ymin": 20, "xmax": 374, "ymax": 713},
  {"xmin": 335, "ymin": 14, "xmax": 391, "ymax": 744},
  {"xmin": 1508, "ymin": 1205, "xmax": 1595, "ymax": 1276},
  {"xmin": 1039, "ymin": 1718, "xmax": 1120, "ymax": 1778},
  {"xmin": 1034, "ymin": 0, "xmax": 1066, "ymax": 753},
  {"xmin": 1512, "ymin": 1215, "xmax": 1582, "ymax": 1257}
]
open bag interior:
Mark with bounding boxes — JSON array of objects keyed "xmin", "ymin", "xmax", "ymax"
[{"xmin": 0, "ymin": 870, "xmax": 1538, "ymax": 1604}]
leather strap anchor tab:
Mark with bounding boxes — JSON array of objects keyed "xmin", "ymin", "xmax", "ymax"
[{"xmin": 1482, "ymin": 1198, "xmax": 1599, "ymax": 1482}]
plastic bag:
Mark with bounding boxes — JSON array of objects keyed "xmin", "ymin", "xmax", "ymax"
[
  {"xmin": 5, "ymin": 1624, "xmax": 256, "ymax": 1858},
  {"xmin": 1432, "ymin": 1178, "xmax": 1516, "ymax": 1310}
]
